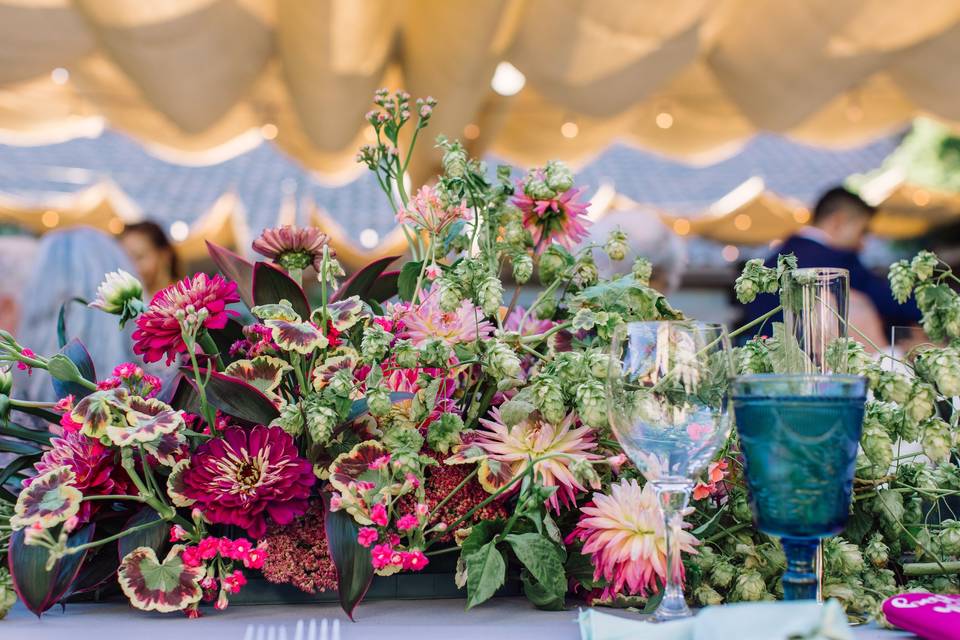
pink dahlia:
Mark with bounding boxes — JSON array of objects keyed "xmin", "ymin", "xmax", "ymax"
[
  {"xmin": 252, "ymin": 225, "xmax": 330, "ymax": 272},
  {"xmin": 31, "ymin": 431, "xmax": 131, "ymax": 522},
  {"xmin": 179, "ymin": 425, "xmax": 314, "ymax": 538},
  {"xmin": 132, "ymin": 273, "xmax": 240, "ymax": 364},
  {"xmin": 512, "ymin": 181, "xmax": 590, "ymax": 252},
  {"xmin": 396, "ymin": 185, "xmax": 469, "ymax": 236},
  {"xmin": 394, "ymin": 285, "xmax": 493, "ymax": 347},
  {"xmin": 570, "ymin": 478, "xmax": 698, "ymax": 600},
  {"xmin": 449, "ymin": 407, "xmax": 601, "ymax": 512}
]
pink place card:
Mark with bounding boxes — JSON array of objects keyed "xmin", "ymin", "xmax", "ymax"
[{"xmin": 882, "ymin": 593, "xmax": 960, "ymax": 640}]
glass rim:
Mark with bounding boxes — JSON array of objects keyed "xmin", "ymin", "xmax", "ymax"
[
  {"xmin": 620, "ymin": 320, "xmax": 726, "ymax": 331},
  {"xmin": 734, "ymin": 373, "xmax": 865, "ymax": 384},
  {"xmin": 788, "ymin": 267, "xmax": 850, "ymax": 280}
]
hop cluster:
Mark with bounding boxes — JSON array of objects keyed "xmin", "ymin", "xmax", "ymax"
[
  {"xmin": 915, "ymin": 346, "xmax": 960, "ymax": 398},
  {"xmin": 734, "ymin": 259, "xmax": 780, "ymax": 304}
]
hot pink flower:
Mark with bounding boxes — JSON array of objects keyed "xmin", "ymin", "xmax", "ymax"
[
  {"xmin": 221, "ymin": 570, "xmax": 247, "ymax": 594},
  {"xmin": 370, "ymin": 503, "xmax": 389, "ymax": 527},
  {"xmin": 371, "ymin": 543, "xmax": 393, "ymax": 570},
  {"xmin": 357, "ymin": 527, "xmax": 379, "ymax": 548},
  {"xmin": 181, "ymin": 546, "xmax": 203, "ymax": 568},
  {"xmin": 396, "ymin": 514, "xmax": 419, "ymax": 531},
  {"xmin": 132, "ymin": 273, "xmax": 240, "ymax": 364},
  {"xmin": 198, "ymin": 537, "xmax": 220, "ymax": 559},
  {"xmin": 169, "ymin": 525, "xmax": 187, "ymax": 542},
  {"xmin": 414, "ymin": 503, "xmax": 429, "ymax": 517},
  {"xmin": 243, "ymin": 546, "xmax": 267, "ymax": 570},
  {"xmin": 395, "ymin": 185, "xmax": 469, "ymax": 236},
  {"xmin": 232, "ymin": 539, "xmax": 253, "ymax": 558},
  {"xmin": 17, "ymin": 348, "xmax": 36, "ymax": 374},
  {"xmin": 401, "ymin": 550, "xmax": 429, "ymax": 571},
  {"xmin": 512, "ymin": 182, "xmax": 590, "ymax": 252},
  {"xmin": 570, "ymin": 479, "xmax": 698, "ymax": 600},
  {"xmin": 252, "ymin": 225, "xmax": 331, "ymax": 272},
  {"xmin": 180, "ymin": 425, "xmax": 314, "ymax": 538},
  {"xmin": 368, "ymin": 454, "xmax": 392, "ymax": 470}
]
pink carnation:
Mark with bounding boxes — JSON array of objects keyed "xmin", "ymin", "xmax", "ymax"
[
  {"xmin": 370, "ymin": 503, "xmax": 389, "ymax": 527},
  {"xmin": 371, "ymin": 543, "xmax": 393, "ymax": 570},
  {"xmin": 396, "ymin": 514, "xmax": 419, "ymax": 531},
  {"xmin": 357, "ymin": 527, "xmax": 379, "ymax": 548}
]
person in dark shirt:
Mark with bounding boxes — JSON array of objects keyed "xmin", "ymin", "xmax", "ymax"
[{"xmin": 739, "ymin": 186, "xmax": 920, "ymax": 338}]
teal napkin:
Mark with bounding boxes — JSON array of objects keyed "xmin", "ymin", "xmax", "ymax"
[{"xmin": 578, "ymin": 600, "xmax": 853, "ymax": 640}]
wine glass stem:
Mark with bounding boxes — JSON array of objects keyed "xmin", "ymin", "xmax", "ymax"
[
  {"xmin": 653, "ymin": 483, "xmax": 692, "ymax": 620},
  {"xmin": 781, "ymin": 537, "xmax": 819, "ymax": 600}
]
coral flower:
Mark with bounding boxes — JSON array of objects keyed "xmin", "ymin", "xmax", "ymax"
[
  {"xmin": 396, "ymin": 185, "xmax": 469, "ymax": 236},
  {"xmin": 512, "ymin": 184, "xmax": 590, "ymax": 252},
  {"xmin": 395, "ymin": 285, "xmax": 493, "ymax": 347},
  {"xmin": 179, "ymin": 425, "xmax": 314, "ymax": 538},
  {"xmin": 252, "ymin": 225, "xmax": 331, "ymax": 272},
  {"xmin": 570, "ymin": 479, "xmax": 698, "ymax": 600},
  {"xmin": 449, "ymin": 407, "xmax": 601, "ymax": 512},
  {"xmin": 132, "ymin": 273, "xmax": 240, "ymax": 364}
]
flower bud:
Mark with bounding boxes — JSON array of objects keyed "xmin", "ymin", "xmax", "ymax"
[
  {"xmin": 543, "ymin": 160, "xmax": 574, "ymax": 192},
  {"xmin": 538, "ymin": 245, "xmax": 570, "ymax": 286},
  {"xmin": 46, "ymin": 354, "xmax": 84, "ymax": 385},
  {"xmin": 534, "ymin": 294, "xmax": 558, "ymax": 320},
  {"xmin": 571, "ymin": 255, "xmax": 598, "ymax": 288},
  {"xmin": 88, "ymin": 269, "xmax": 145, "ymax": 326},
  {"xmin": 864, "ymin": 533, "xmax": 889, "ymax": 568}
]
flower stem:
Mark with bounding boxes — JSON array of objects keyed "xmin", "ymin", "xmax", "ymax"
[
  {"xmin": 728, "ymin": 304, "xmax": 783, "ymax": 340},
  {"xmin": 81, "ymin": 494, "xmax": 146, "ymax": 502},
  {"xmin": 64, "ymin": 520, "xmax": 163, "ymax": 557}
]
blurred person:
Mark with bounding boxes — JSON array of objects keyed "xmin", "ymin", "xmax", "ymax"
[
  {"xmin": 0, "ymin": 234, "xmax": 38, "ymax": 334},
  {"xmin": 584, "ymin": 208, "xmax": 687, "ymax": 294},
  {"xmin": 16, "ymin": 227, "xmax": 139, "ymax": 402},
  {"xmin": 740, "ymin": 186, "xmax": 920, "ymax": 340},
  {"xmin": 121, "ymin": 220, "xmax": 180, "ymax": 298}
]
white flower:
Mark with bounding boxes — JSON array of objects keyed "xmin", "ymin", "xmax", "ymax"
[{"xmin": 89, "ymin": 269, "xmax": 145, "ymax": 325}]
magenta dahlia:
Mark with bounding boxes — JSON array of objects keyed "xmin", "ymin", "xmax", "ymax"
[
  {"xmin": 252, "ymin": 225, "xmax": 330, "ymax": 272},
  {"xmin": 132, "ymin": 273, "xmax": 240, "ymax": 364},
  {"xmin": 179, "ymin": 425, "xmax": 314, "ymax": 538},
  {"xmin": 31, "ymin": 430, "xmax": 131, "ymax": 522}
]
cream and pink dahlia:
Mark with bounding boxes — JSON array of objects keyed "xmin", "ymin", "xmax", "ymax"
[
  {"xmin": 395, "ymin": 285, "xmax": 493, "ymax": 347},
  {"xmin": 132, "ymin": 273, "xmax": 240, "ymax": 364},
  {"xmin": 449, "ymin": 407, "xmax": 601, "ymax": 512},
  {"xmin": 396, "ymin": 185, "xmax": 469, "ymax": 236},
  {"xmin": 179, "ymin": 425, "xmax": 314, "ymax": 538},
  {"xmin": 512, "ymin": 182, "xmax": 590, "ymax": 251},
  {"xmin": 253, "ymin": 225, "xmax": 331, "ymax": 272},
  {"xmin": 570, "ymin": 478, "xmax": 698, "ymax": 600}
]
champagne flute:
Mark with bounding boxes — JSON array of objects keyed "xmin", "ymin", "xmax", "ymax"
[{"xmin": 607, "ymin": 321, "xmax": 734, "ymax": 621}]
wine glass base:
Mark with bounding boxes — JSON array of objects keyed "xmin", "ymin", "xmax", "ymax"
[{"xmin": 652, "ymin": 597, "xmax": 692, "ymax": 622}]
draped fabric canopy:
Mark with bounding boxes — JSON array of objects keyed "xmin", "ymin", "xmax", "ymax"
[{"xmin": 1, "ymin": 0, "xmax": 960, "ymax": 183}]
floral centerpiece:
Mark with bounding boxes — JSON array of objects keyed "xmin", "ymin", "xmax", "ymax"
[{"xmin": 1, "ymin": 90, "xmax": 959, "ymax": 623}]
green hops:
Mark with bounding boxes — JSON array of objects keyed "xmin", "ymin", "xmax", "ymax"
[
  {"xmin": 575, "ymin": 378, "xmax": 607, "ymax": 429},
  {"xmin": 732, "ymin": 570, "xmax": 767, "ymax": 602},
  {"xmin": 304, "ymin": 398, "xmax": 339, "ymax": 444},
  {"xmin": 534, "ymin": 293, "xmax": 558, "ymax": 320},
  {"xmin": 861, "ymin": 417, "xmax": 894, "ymax": 470},
  {"xmin": 605, "ymin": 229, "xmax": 628, "ymax": 261},
  {"xmin": 872, "ymin": 489, "xmax": 905, "ymax": 526},
  {"xmin": 421, "ymin": 339, "xmax": 451, "ymax": 367},
  {"xmin": 486, "ymin": 340, "xmax": 522, "ymax": 380},
  {"xmin": 543, "ymin": 160, "xmax": 574, "ymax": 192},
  {"xmin": 394, "ymin": 339, "xmax": 419, "ymax": 369},
  {"xmin": 694, "ymin": 584, "xmax": 723, "ymax": 606},
  {"xmin": 367, "ymin": 386, "xmax": 392, "ymax": 418},
  {"xmin": 916, "ymin": 346, "xmax": 960, "ymax": 397},
  {"xmin": 824, "ymin": 537, "xmax": 864, "ymax": 574},
  {"xmin": 512, "ymin": 252, "xmax": 533, "ymax": 284},
  {"xmin": 437, "ymin": 277, "xmax": 464, "ymax": 313},
  {"xmin": 888, "ymin": 259, "xmax": 915, "ymax": 304},
  {"xmin": 361, "ymin": 323, "xmax": 393, "ymax": 362},
  {"xmin": 272, "ymin": 401, "xmax": 306, "ymax": 437},
  {"xmin": 921, "ymin": 417, "xmax": 953, "ymax": 464},
  {"xmin": 477, "ymin": 274, "xmax": 504, "ymax": 316},
  {"xmin": 734, "ymin": 259, "xmax": 779, "ymax": 304},
  {"xmin": 538, "ymin": 245, "xmax": 571, "ymax": 285},
  {"xmin": 874, "ymin": 371, "xmax": 912, "ymax": 404},
  {"xmin": 631, "ymin": 257, "xmax": 653, "ymax": 286},
  {"xmin": 427, "ymin": 412, "xmax": 464, "ymax": 454},
  {"xmin": 940, "ymin": 520, "xmax": 960, "ymax": 555},
  {"xmin": 905, "ymin": 381, "xmax": 937, "ymax": 424},
  {"xmin": 912, "ymin": 251, "xmax": 939, "ymax": 282},
  {"xmin": 532, "ymin": 375, "xmax": 566, "ymax": 425},
  {"xmin": 441, "ymin": 140, "xmax": 468, "ymax": 179},
  {"xmin": 571, "ymin": 254, "xmax": 599, "ymax": 288},
  {"xmin": 825, "ymin": 337, "xmax": 871, "ymax": 375},
  {"xmin": 735, "ymin": 339, "xmax": 773, "ymax": 375},
  {"xmin": 710, "ymin": 560, "xmax": 736, "ymax": 589}
]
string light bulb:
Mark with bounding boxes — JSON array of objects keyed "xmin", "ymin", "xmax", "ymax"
[{"xmin": 560, "ymin": 121, "xmax": 579, "ymax": 138}]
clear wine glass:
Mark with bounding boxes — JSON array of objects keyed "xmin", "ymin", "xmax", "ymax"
[{"xmin": 607, "ymin": 321, "xmax": 734, "ymax": 621}]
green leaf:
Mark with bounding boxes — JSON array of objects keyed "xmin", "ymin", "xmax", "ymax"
[
  {"xmin": 460, "ymin": 520, "xmax": 504, "ymax": 558},
  {"xmin": 51, "ymin": 338, "xmax": 96, "ymax": 400},
  {"xmin": 9, "ymin": 524, "xmax": 95, "ymax": 616},
  {"xmin": 0, "ymin": 452, "xmax": 40, "ymax": 489},
  {"xmin": 332, "ymin": 256, "xmax": 399, "ymax": 303},
  {"xmin": 118, "ymin": 508, "xmax": 168, "ymax": 561},
  {"xmin": 56, "ymin": 296, "xmax": 88, "ymax": 349},
  {"xmin": 180, "ymin": 368, "xmax": 280, "ymax": 425},
  {"xmin": 397, "ymin": 261, "xmax": 423, "ymax": 303},
  {"xmin": 503, "ymin": 533, "xmax": 566, "ymax": 603},
  {"xmin": 207, "ymin": 241, "xmax": 255, "ymax": 309},
  {"xmin": 0, "ymin": 422, "xmax": 53, "ymax": 445},
  {"xmin": 465, "ymin": 540, "xmax": 506, "ymax": 610},
  {"xmin": 769, "ymin": 323, "xmax": 812, "ymax": 374},
  {"xmin": 565, "ymin": 550, "xmax": 605, "ymax": 590},
  {"xmin": 324, "ymin": 497, "xmax": 374, "ymax": 620},
  {"xmin": 520, "ymin": 569, "xmax": 566, "ymax": 611},
  {"xmin": 252, "ymin": 261, "xmax": 310, "ymax": 319}
]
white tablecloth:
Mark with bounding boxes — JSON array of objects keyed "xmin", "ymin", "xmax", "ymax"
[{"xmin": 2, "ymin": 597, "xmax": 920, "ymax": 640}]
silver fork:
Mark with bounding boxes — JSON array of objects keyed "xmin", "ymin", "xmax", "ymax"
[{"xmin": 242, "ymin": 618, "xmax": 341, "ymax": 640}]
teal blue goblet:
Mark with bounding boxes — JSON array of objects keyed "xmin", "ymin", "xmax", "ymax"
[{"xmin": 732, "ymin": 374, "xmax": 867, "ymax": 600}]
